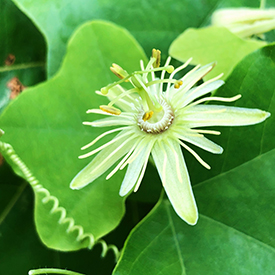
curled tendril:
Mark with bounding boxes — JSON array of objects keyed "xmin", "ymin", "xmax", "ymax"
[
  {"xmin": 28, "ymin": 268, "xmax": 85, "ymax": 275},
  {"xmin": 0, "ymin": 141, "xmax": 120, "ymax": 260}
]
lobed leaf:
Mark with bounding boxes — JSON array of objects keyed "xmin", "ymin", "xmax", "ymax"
[{"xmin": 0, "ymin": 21, "xmax": 147, "ymax": 251}]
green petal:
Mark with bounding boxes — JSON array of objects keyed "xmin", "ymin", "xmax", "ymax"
[
  {"xmin": 174, "ymin": 129, "xmax": 223, "ymax": 154},
  {"xmin": 70, "ymin": 131, "xmax": 137, "ymax": 189},
  {"xmin": 89, "ymin": 116, "xmax": 135, "ymax": 127},
  {"xmin": 119, "ymin": 138, "xmax": 154, "ymax": 196},
  {"xmin": 152, "ymin": 139, "xmax": 198, "ymax": 225},
  {"xmin": 169, "ymin": 63, "xmax": 215, "ymax": 98},
  {"xmin": 173, "ymin": 80, "xmax": 224, "ymax": 109},
  {"xmin": 183, "ymin": 105, "xmax": 270, "ymax": 128}
]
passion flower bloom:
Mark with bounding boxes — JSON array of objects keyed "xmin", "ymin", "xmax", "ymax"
[
  {"xmin": 70, "ymin": 49, "xmax": 270, "ymax": 225},
  {"xmin": 212, "ymin": 7, "xmax": 275, "ymax": 39}
]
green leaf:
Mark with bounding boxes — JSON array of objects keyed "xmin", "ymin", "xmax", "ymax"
[
  {"xmin": 194, "ymin": 148, "xmax": 275, "ymax": 249},
  {"xmin": 12, "ymin": 0, "xmax": 261, "ymax": 77},
  {"xmin": 113, "ymin": 198, "xmax": 275, "ymax": 275},
  {"xmin": 0, "ymin": 21, "xmax": 147, "ymax": 251},
  {"xmin": 169, "ymin": 26, "xmax": 265, "ymax": 80},
  {"xmin": 0, "ymin": 0, "xmax": 46, "ymax": 114}
]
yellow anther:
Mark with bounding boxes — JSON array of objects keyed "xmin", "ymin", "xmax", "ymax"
[
  {"xmin": 100, "ymin": 105, "xmax": 121, "ymax": 115},
  {"xmin": 110, "ymin": 63, "xmax": 129, "ymax": 79},
  {"xmin": 174, "ymin": 80, "xmax": 183, "ymax": 89},
  {"xmin": 142, "ymin": 110, "xmax": 154, "ymax": 121},
  {"xmin": 152, "ymin": 49, "xmax": 161, "ymax": 68}
]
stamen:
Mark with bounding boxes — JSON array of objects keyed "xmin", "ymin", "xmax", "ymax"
[
  {"xmin": 100, "ymin": 105, "xmax": 121, "ymax": 115},
  {"xmin": 135, "ymin": 65, "xmax": 174, "ymax": 75},
  {"xmin": 101, "ymin": 62, "xmax": 174, "ymax": 95},
  {"xmin": 110, "ymin": 63, "xmax": 129, "ymax": 80},
  {"xmin": 152, "ymin": 49, "xmax": 161, "ymax": 68},
  {"xmin": 174, "ymin": 80, "xmax": 183, "ymax": 89},
  {"xmin": 134, "ymin": 76, "xmax": 162, "ymax": 112},
  {"xmin": 142, "ymin": 110, "xmax": 154, "ymax": 121},
  {"xmin": 178, "ymin": 140, "xmax": 211, "ymax": 170}
]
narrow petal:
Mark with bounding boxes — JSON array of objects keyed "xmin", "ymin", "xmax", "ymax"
[
  {"xmin": 70, "ymin": 132, "xmax": 138, "ymax": 190},
  {"xmin": 119, "ymin": 138, "xmax": 154, "ymax": 196},
  {"xmin": 152, "ymin": 139, "xmax": 198, "ymax": 225},
  {"xmin": 86, "ymin": 116, "xmax": 135, "ymax": 127},
  {"xmin": 173, "ymin": 79, "xmax": 224, "ymax": 109},
  {"xmin": 182, "ymin": 105, "xmax": 270, "ymax": 128},
  {"xmin": 173, "ymin": 128, "xmax": 223, "ymax": 154}
]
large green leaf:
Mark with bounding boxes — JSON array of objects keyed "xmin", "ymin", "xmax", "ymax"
[
  {"xmin": 194, "ymin": 149, "xmax": 275, "ymax": 249},
  {"xmin": 114, "ymin": 147, "xmax": 275, "ymax": 274},
  {"xmin": 114, "ymin": 197, "xmax": 275, "ymax": 274},
  {"xmin": 169, "ymin": 26, "xmax": 265, "ymax": 80},
  {"xmin": 0, "ymin": 0, "xmax": 46, "ymax": 113},
  {"xmin": 0, "ymin": 21, "xmax": 147, "ymax": 251},
  {"xmin": 12, "ymin": 0, "xmax": 261, "ymax": 77}
]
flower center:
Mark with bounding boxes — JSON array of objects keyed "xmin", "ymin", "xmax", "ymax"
[{"xmin": 137, "ymin": 100, "xmax": 174, "ymax": 134}]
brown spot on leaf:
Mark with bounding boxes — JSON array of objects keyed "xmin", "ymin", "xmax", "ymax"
[
  {"xmin": 7, "ymin": 77, "xmax": 26, "ymax": 99},
  {"xmin": 4, "ymin": 54, "xmax": 16, "ymax": 66},
  {"xmin": 0, "ymin": 154, "xmax": 4, "ymax": 166}
]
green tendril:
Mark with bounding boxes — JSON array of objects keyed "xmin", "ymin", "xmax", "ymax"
[{"xmin": 28, "ymin": 268, "xmax": 85, "ymax": 275}]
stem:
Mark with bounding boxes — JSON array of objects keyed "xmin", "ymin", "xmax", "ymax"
[
  {"xmin": 0, "ymin": 181, "xmax": 27, "ymax": 225},
  {"xmin": 28, "ymin": 268, "xmax": 85, "ymax": 275},
  {"xmin": 260, "ymin": 0, "xmax": 265, "ymax": 9},
  {"xmin": 0, "ymin": 62, "xmax": 45, "ymax": 73}
]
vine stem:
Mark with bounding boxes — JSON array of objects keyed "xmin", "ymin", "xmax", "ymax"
[
  {"xmin": 0, "ymin": 62, "xmax": 45, "ymax": 73},
  {"xmin": 28, "ymin": 268, "xmax": 85, "ymax": 275},
  {"xmin": 0, "ymin": 181, "xmax": 27, "ymax": 225}
]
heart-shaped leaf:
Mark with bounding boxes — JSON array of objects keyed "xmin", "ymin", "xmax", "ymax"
[
  {"xmin": 169, "ymin": 26, "xmax": 265, "ymax": 80},
  {"xmin": 0, "ymin": 21, "xmax": 146, "ymax": 251}
]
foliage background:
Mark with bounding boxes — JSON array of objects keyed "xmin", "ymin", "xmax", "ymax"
[{"xmin": 0, "ymin": 0, "xmax": 275, "ymax": 274}]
